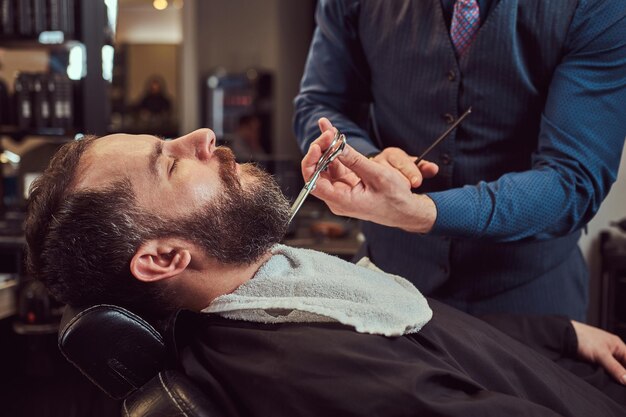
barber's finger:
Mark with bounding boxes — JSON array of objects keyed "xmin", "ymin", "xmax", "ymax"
[
  {"xmin": 310, "ymin": 176, "xmax": 336, "ymax": 198},
  {"xmin": 337, "ymin": 144, "xmax": 388, "ymax": 184},
  {"xmin": 318, "ymin": 117, "xmax": 334, "ymax": 133},
  {"xmin": 388, "ymin": 154, "xmax": 423, "ymax": 187},
  {"xmin": 301, "ymin": 144, "xmax": 322, "ymax": 181},
  {"xmin": 305, "ymin": 128, "xmax": 341, "ymax": 176},
  {"xmin": 611, "ymin": 340, "xmax": 626, "ymax": 384},
  {"xmin": 417, "ymin": 160, "xmax": 439, "ymax": 179},
  {"xmin": 598, "ymin": 352, "xmax": 626, "ymax": 385},
  {"xmin": 309, "ymin": 177, "xmax": 348, "ymax": 211},
  {"xmin": 309, "ymin": 128, "xmax": 336, "ymax": 151},
  {"xmin": 327, "ymin": 155, "xmax": 347, "ymax": 179},
  {"xmin": 302, "ymin": 130, "xmax": 335, "ymax": 176}
]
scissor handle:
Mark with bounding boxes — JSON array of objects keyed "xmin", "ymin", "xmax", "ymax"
[
  {"xmin": 316, "ymin": 131, "xmax": 347, "ymax": 173},
  {"xmin": 288, "ymin": 130, "xmax": 347, "ymax": 224}
]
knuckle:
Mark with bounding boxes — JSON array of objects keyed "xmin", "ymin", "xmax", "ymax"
[
  {"xmin": 378, "ymin": 170, "xmax": 394, "ymax": 186},
  {"xmin": 344, "ymin": 154, "xmax": 362, "ymax": 170},
  {"xmin": 400, "ymin": 164, "xmax": 416, "ymax": 175}
]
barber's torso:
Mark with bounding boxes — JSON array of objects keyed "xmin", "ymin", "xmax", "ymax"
[{"xmin": 354, "ymin": 0, "xmax": 585, "ymax": 315}]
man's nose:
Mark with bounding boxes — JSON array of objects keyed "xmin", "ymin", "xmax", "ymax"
[{"xmin": 176, "ymin": 129, "xmax": 215, "ymax": 160}]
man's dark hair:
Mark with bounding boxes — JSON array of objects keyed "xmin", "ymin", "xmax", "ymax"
[{"xmin": 24, "ymin": 136, "xmax": 175, "ymax": 317}]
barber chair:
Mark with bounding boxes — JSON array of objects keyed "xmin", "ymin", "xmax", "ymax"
[{"xmin": 58, "ymin": 304, "xmax": 225, "ymax": 417}]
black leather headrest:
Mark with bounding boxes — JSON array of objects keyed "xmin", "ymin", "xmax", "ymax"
[
  {"xmin": 58, "ymin": 304, "xmax": 167, "ymax": 399},
  {"xmin": 123, "ymin": 370, "xmax": 227, "ymax": 417}
]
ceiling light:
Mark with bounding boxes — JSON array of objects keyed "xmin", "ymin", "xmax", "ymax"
[{"xmin": 153, "ymin": 0, "xmax": 168, "ymax": 10}]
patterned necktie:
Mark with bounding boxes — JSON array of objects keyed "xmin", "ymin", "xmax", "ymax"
[{"xmin": 450, "ymin": 0, "xmax": 480, "ymax": 57}]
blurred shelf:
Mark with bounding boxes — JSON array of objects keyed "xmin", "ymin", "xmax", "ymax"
[
  {"xmin": 13, "ymin": 321, "xmax": 59, "ymax": 335},
  {"xmin": 0, "ymin": 278, "xmax": 18, "ymax": 321},
  {"xmin": 0, "ymin": 126, "xmax": 76, "ymax": 141},
  {"xmin": 0, "ymin": 38, "xmax": 82, "ymax": 51},
  {"xmin": 0, "ymin": 235, "xmax": 25, "ymax": 247}
]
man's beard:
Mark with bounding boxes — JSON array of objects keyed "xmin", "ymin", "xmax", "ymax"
[{"xmin": 172, "ymin": 147, "xmax": 290, "ymax": 265}]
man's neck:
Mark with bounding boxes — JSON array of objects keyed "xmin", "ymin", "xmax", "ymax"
[{"xmin": 178, "ymin": 250, "xmax": 274, "ymax": 311}]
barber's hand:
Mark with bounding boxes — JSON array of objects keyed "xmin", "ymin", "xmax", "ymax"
[
  {"xmin": 571, "ymin": 320, "xmax": 626, "ymax": 385},
  {"xmin": 301, "ymin": 118, "xmax": 437, "ymax": 233},
  {"xmin": 315, "ymin": 118, "xmax": 438, "ymax": 188},
  {"xmin": 371, "ymin": 147, "xmax": 439, "ymax": 188}
]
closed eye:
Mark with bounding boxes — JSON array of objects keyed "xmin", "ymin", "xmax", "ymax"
[{"xmin": 169, "ymin": 159, "xmax": 179, "ymax": 177}]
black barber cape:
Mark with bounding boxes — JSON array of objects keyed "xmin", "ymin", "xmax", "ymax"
[{"xmin": 170, "ymin": 299, "xmax": 626, "ymax": 417}]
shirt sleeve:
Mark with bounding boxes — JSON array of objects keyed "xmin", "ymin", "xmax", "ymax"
[
  {"xmin": 428, "ymin": 0, "xmax": 626, "ymax": 241},
  {"xmin": 293, "ymin": 0, "xmax": 380, "ymax": 156}
]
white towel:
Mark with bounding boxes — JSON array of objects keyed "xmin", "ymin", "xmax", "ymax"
[{"xmin": 202, "ymin": 245, "xmax": 432, "ymax": 337}]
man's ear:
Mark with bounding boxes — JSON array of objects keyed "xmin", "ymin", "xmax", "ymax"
[{"xmin": 130, "ymin": 239, "xmax": 192, "ymax": 283}]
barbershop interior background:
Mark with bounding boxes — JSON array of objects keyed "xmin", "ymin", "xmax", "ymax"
[{"xmin": 0, "ymin": 0, "xmax": 624, "ymax": 415}]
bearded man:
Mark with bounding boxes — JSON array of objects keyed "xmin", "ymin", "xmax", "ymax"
[{"xmin": 25, "ymin": 129, "xmax": 626, "ymax": 416}]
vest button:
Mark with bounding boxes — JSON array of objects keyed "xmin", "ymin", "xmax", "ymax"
[
  {"xmin": 443, "ymin": 113, "xmax": 455, "ymax": 124},
  {"xmin": 441, "ymin": 153, "xmax": 452, "ymax": 165},
  {"xmin": 447, "ymin": 70, "xmax": 456, "ymax": 81}
]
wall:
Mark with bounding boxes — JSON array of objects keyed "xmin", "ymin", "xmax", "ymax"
[
  {"xmin": 126, "ymin": 44, "xmax": 179, "ymax": 113},
  {"xmin": 0, "ymin": 50, "xmax": 48, "ymax": 92},
  {"xmin": 579, "ymin": 141, "xmax": 626, "ymax": 324},
  {"xmin": 194, "ymin": 0, "xmax": 315, "ymax": 157},
  {"xmin": 117, "ymin": 5, "xmax": 182, "ymax": 44},
  {"xmin": 276, "ymin": 1, "xmax": 317, "ymax": 157},
  {"xmin": 180, "ymin": 0, "xmax": 199, "ymax": 133},
  {"xmin": 117, "ymin": 1, "xmax": 183, "ymax": 125}
]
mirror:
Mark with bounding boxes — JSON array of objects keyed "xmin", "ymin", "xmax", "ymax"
[{"xmin": 110, "ymin": 0, "xmax": 182, "ymax": 137}]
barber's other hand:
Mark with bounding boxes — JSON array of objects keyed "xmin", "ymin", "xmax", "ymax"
[
  {"xmin": 571, "ymin": 320, "xmax": 626, "ymax": 385},
  {"xmin": 371, "ymin": 147, "xmax": 439, "ymax": 188},
  {"xmin": 301, "ymin": 119, "xmax": 437, "ymax": 233}
]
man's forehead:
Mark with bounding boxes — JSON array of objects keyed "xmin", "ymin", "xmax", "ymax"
[
  {"xmin": 94, "ymin": 133, "xmax": 157, "ymax": 151},
  {"xmin": 74, "ymin": 134, "xmax": 158, "ymax": 190}
]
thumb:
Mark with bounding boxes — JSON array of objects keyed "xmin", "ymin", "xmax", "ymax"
[
  {"xmin": 417, "ymin": 160, "xmax": 439, "ymax": 179},
  {"xmin": 318, "ymin": 117, "xmax": 334, "ymax": 133},
  {"xmin": 337, "ymin": 144, "xmax": 387, "ymax": 183}
]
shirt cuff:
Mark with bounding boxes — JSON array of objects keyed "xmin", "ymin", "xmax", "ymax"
[
  {"xmin": 563, "ymin": 319, "xmax": 579, "ymax": 358},
  {"xmin": 427, "ymin": 187, "xmax": 480, "ymax": 238}
]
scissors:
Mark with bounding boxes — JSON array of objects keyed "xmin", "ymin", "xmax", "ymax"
[{"xmin": 288, "ymin": 130, "xmax": 347, "ymax": 224}]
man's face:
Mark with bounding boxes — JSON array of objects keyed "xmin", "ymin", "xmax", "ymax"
[
  {"xmin": 76, "ymin": 129, "xmax": 289, "ymax": 264},
  {"xmin": 77, "ymin": 129, "xmax": 236, "ymax": 216}
]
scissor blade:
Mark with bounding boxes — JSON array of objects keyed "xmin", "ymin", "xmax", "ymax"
[{"xmin": 288, "ymin": 186, "xmax": 312, "ymax": 224}]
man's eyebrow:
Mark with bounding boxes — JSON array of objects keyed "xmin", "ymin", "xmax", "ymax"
[{"xmin": 149, "ymin": 140, "xmax": 163, "ymax": 180}]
